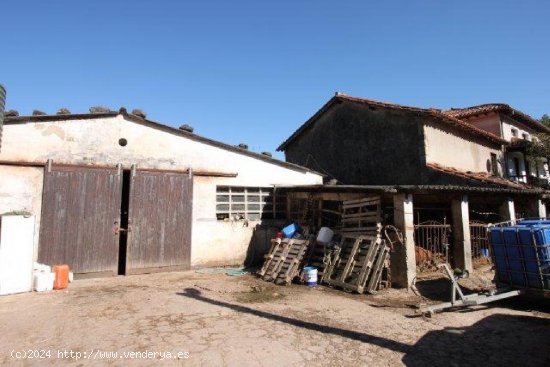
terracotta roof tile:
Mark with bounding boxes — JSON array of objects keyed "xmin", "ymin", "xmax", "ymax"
[
  {"xmin": 445, "ymin": 104, "xmax": 550, "ymax": 134},
  {"xmin": 426, "ymin": 162, "xmax": 533, "ymax": 190}
]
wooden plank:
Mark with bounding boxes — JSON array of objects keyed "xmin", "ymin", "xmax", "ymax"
[
  {"xmin": 337, "ymin": 238, "xmax": 362, "ymax": 283},
  {"xmin": 339, "ymin": 226, "xmax": 381, "ymax": 233},
  {"xmin": 342, "ymin": 197, "xmax": 381, "ymax": 205},
  {"xmin": 366, "ymin": 246, "xmax": 390, "ymax": 294},
  {"xmin": 342, "ymin": 201, "xmax": 380, "ymax": 210},
  {"xmin": 258, "ymin": 239, "xmax": 282, "ymax": 276}
]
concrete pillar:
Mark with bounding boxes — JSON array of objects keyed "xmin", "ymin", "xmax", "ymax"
[
  {"xmin": 392, "ymin": 193, "xmax": 416, "ymax": 289},
  {"xmin": 538, "ymin": 200, "xmax": 547, "ymax": 219},
  {"xmin": 499, "ymin": 197, "xmax": 516, "ymax": 223},
  {"xmin": 527, "ymin": 198, "xmax": 547, "ymax": 219},
  {"xmin": 452, "ymin": 195, "xmax": 472, "ymax": 273}
]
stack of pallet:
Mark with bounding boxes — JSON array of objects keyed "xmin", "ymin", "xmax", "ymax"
[
  {"xmin": 323, "ymin": 235, "xmax": 390, "ymax": 294},
  {"xmin": 339, "ymin": 196, "xmax": 381, "ymax": 236},
  {"xmin": 257, "ymin": 238, "xmax": 310, "ymax": 285}
]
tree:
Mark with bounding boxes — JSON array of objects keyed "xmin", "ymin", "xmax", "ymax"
[
  {"xmin": 526, "ymin": 133, "xmax": 550, "ymax": 158},
  {"xmin": 526, "ymin": 114, "xmax": 550, "ymax": 158}
]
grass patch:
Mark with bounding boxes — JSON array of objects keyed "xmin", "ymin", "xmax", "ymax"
[{"xmin": 234, "ymin": 285, "xmax": 286, "ymax": 303}]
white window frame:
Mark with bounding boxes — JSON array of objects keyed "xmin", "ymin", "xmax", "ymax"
[{"xmin": 215, "ymin": 186, "xmax": 285, "ymax": 221}]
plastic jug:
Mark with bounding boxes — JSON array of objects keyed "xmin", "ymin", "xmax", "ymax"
[{"xmin": 53, "ymin": 265, "xmax": 70, "ymax": 290}]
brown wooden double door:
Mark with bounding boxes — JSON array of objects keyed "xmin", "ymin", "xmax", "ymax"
[{"xmin": 38, "ymin": 166, "xmax": 192, "ymax": 277}]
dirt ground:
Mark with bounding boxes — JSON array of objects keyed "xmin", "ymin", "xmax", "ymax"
[{"xmin": 1, "ymin": 267, "xmax": 549, "ymax": 366}]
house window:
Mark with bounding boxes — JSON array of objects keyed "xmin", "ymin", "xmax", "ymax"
[
  {"xmin": 490, "ymin": 153, "xmax": 498, "ymax": 176},
  {"xmin": 216, "ymin": 186, "xmax": 286, "ymax": 221},
  {"xmin": 511, "ymin": 128, "xmax": 518, "ymax": 138},
  {"xmin": 522, "ymin": 133, "xmax": 529, "ymax": 140}
]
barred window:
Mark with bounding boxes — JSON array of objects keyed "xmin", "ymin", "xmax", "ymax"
[{"xmin": 216, "ymin": 186, "xmax": 285, "ymax": 221}]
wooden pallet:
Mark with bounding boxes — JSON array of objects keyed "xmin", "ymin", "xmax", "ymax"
[
  {"xmin": 323, "ymin": 235, "xmax": 378, "ymax": 293},
  {"xmin": 257, "ymin": 239, "xmax": 284, "ymax": 277},
  {"xmin": 339, "ymin": 196, "xmax": 381, "ymax": 236},
  {"xmin": 323, "ymin": 234, "xmax": 390, "ymax": 293},
  {"xmin": 258, "ymin": 238, "xmax": 310, "ymax": 285}
]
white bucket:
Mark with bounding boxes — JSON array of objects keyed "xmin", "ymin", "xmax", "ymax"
[
  {"xmin": 303, "ymin": 266, "xmax": 318, "ymax": 287},
  {"xmin": 316, "ymin": 227, "xmax": 334, "ymax": 244}
]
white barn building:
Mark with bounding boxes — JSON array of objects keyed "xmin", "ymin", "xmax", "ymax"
[{"xmin": 0, "ymin": 108, "xmax": 322, "ymax": 277}]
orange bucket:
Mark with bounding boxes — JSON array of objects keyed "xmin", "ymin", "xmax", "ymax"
[{"xmin": 53, "ymin": 265, "xmax": 70, "ymax": 290}]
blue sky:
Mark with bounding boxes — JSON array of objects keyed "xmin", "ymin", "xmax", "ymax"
[{"xmin": 1, "ymin": 1, "xmax": 549, "ymax": 158}]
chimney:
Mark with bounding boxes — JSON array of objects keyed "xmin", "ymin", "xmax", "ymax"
[{"xmin": 237, "ymin": 143, "xmax": 248, "ymax": 150}]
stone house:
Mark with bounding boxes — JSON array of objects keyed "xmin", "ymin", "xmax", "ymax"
[
  {"xmin": 446, "ymin": 103, "xmax": 550, "ymax": 186},
  {"xmin": 277, "ymin": 93, "xmax": 548, "ymax": 287}
]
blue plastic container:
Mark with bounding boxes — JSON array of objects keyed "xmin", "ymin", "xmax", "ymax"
[
  {"xmin": 282, "ymin": 223, "xmax": 299, "ymax": 238},
  {"xmin": 490, "ymin": 225, "xmax": 550, "ymax": 289},
  {"xmin": 517, "ymin": 220, "xmax": 550, "ymax": 226}
]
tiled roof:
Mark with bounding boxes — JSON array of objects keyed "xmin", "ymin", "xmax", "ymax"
[
  {"xmin": 426, "ymin": 162, "xmax": 535, "ymax": 190},
  {"xmin": 277, "ymin": 93, "xmax": 507, "ymax": 151},
  {"xmin": 445, "ymin": 103, "xmax": 550, "ymax": 134}
]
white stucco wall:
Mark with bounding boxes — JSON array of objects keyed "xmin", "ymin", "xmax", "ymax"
[
  {"xmin": 501, "ymin": 116, "xmax": 535, "ymax": 142},
  {"xmin": 0, "ymin": 165, "xmax": 43, "ymax": 261},
  {"xmin": 0, "ymin": 116, "xmax": 322, "ymax": 267},
  {"xmin": 423, "ymin": 124, "xmax": 502, "ymax": 174}
]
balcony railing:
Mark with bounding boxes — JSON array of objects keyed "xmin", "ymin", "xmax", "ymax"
[
  {"xmin": 508, "ymin": 175, "xmax": 550, "ymax": 188},
  {"xmin": 528, "ymin": 176, "xmax": 550, "ymax": 189}
]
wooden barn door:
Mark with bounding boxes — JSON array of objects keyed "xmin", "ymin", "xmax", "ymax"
[
  {"xmin": 125, "ymin": 170, "xmax": 192, "ymax": 274},
  {"xmin": 38, "ymin": 166, "xmax": 122, "ymax": 276}
]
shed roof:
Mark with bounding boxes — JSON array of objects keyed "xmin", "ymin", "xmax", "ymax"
[
  {"xmin": 277, "ymin": 93, "xmax": 508, "ymax": 151},
  {"xmin": 426, "ymin": 162, "xmax": 535, "ymax": 190},
  {"xmin": 4, "ymin": 108, "xmax": 320, "ymax": 175},
  {"xmin": 277, "ymin": 183, "xmax": 544, "ymax": 195},
  {"xmin": 445, "ymin": 103, "xmax": 550, "ymax": 134}
]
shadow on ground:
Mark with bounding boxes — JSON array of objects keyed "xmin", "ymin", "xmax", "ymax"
[
  {"xmin": 178, "ymin": 288, "xmax": 550, "ymax": 366},
  {"xmin": 402, "ymin": 313, "xmax": 550, "ymax": 366},
  {"xmin": 414, "ymin": 277, "xmax": 468, "ymax": 302},
  {"xmin": 178, "ymin": 288, "xmax": 411, "ymax": 353}
]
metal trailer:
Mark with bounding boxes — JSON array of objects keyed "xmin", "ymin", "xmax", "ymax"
[
  {"xmin": 417, "ymin": 263, "xmax": 523, "ymax": 317},
  {"xmin": 417, "ymin": 218, "xmax": 550, "ymax": 316}
]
